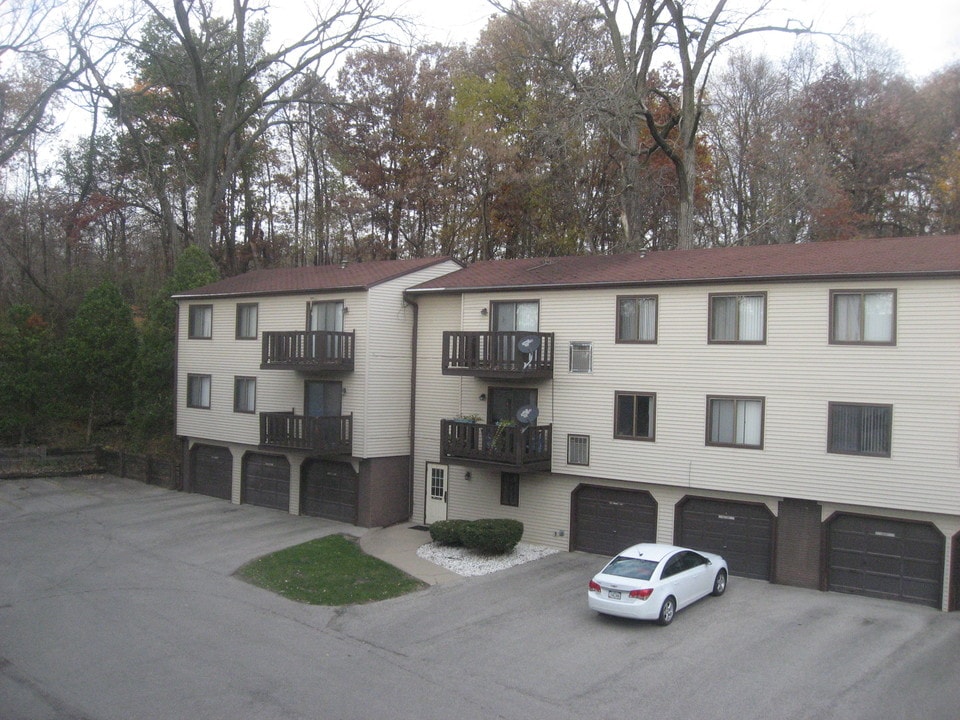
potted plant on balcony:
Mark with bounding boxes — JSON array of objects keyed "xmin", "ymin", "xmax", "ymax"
[{"xmin": 491, "ymin": 418, "xmax": 516, "ymax": 451}]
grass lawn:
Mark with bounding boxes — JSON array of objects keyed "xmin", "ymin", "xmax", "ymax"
[{"xmin": 235, "ymin": 534, "xmax": 426, "ymax": 605}]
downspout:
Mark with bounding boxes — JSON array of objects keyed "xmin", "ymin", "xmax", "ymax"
[
  {"xmin": 405, "ymin": 292, "xmax": 420, "ymax": 522},
  {"xmin": 173, "ymin": 299, "xmax": 185, "ymax": 491}
]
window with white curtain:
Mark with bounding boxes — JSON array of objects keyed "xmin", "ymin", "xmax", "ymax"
[
  {"xmin": 187, "ymin": 374, "xmax": 212, "ymax": 409},
  {"xmin": 616, "ymin": 295, "xmax": 658, "ymax": 342},
  {"xmin": 709, "ymin": 294, "xmax": 766, "ymax": 343},
  {"xmin": 309, "ymin": 300, "xmax": 344, "ymax": 332},
  {"xmin": 492, "ymin": 301, "xmax": 539, "ymax": 331},
  {"xmin": 233, "ymin": 376, "xmax": 256, "ymax": 413},
  {"xmin": 188, "ymin": 305, "xmax": 213, "ymax": 339},
  {"xmin": 236, "ymin": 303, "xmax": 258, "ymax": 339},
  {"xmin": 707, "ymin": 396, "xmax": 764, "ymax": 448},
  {"xmin": 828, "ymin": 402, "xmax": 892, "ymax": 457},
  {"xmin": 830, "ymin": 290, "xmax": 895, "ymax": 344}
]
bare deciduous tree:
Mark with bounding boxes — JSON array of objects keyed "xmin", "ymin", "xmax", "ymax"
[
  {"xmin": 77, "ymin": 0, "xmax": 395, "ymax": 268},
  {"xmin": 491, "ymin": 0, "xmax": 812, "ymax": 249},
  {"xmin": 0, "ymin": 0, "xmax": 99, "ymax": 168}
]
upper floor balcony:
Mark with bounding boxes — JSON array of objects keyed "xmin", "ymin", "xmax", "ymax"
[
  {"xmin": 441, "ymin": 331, "xmax": 555, "ymax": 379},
  {"xmin": 440, "ymin": 419, "xmax": 551, "ymax": 472},
  {"xmin": 261, "ymin": 331, "xmax": 355, "ymax": 372},
  {"xmin": 260, "ymin": 412, "xmax": 353, "ymax": 455}
]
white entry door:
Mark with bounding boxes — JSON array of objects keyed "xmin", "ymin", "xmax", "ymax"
[{"xmin": 424, "ymin": 463, "xmax": 448, "ymax": 524}]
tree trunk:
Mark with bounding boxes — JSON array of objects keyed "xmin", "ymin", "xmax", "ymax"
[{"xmin": 675, "ymin": 154, "xmax": 698, "ymax": 250}]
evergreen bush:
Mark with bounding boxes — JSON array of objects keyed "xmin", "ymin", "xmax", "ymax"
[
  {"xmin": 458, "ymin": 518, "xmax": 524, "ymax": 555},
  {"xmin": 429, "ymin": 519, "xmax": 471, "ymax": 546}
]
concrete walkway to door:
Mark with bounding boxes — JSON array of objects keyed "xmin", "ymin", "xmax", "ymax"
[{"xmin": 359, "ymin": 522, "xmax": 462, "ymax": 585}]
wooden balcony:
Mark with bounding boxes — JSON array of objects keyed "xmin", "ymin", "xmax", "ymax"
[
  {"xmin": 440, "ymin": 419, "xmax": 551, "ymax": 472},
  {"xmin": 442, "ymin": 331, "xmax": 554, "ymax": 379},
  {"xmin": 260, "ymin": 412, "xmax": 353, "ymax": 455},
  {"xmin": 261, "ymin": 331, "xmax": 355, "ymax": 372}
]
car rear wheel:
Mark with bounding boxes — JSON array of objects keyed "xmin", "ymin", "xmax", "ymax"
[
  {"xmin": 657, "ymin": 596, "xmax": 676, "ymax": 626},
  {"xmin": 711, "ymin": 569, "xmax": 727, "ymax": 597}
]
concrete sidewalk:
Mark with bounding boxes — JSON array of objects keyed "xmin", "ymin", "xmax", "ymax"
[{"xmin": 359, "ymin": 522, "xmax": 462, "ymax": 585}]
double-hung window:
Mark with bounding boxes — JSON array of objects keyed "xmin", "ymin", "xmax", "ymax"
[
  {"xmin": 616, "ymin": 295, "xmax": 657, "ymax": 343},
  {"xmin": 187, "ymin": 374, "xmax": 211, "ymax": 409},
  {"xmin": 188, "ymin": 305, "xmax": 213, "ymax": 339},
  {"xmin": 236, "ymin": 303, "xmax": 258, "ymax": 339},
  {"xmin": 614, "ymin": 392, "xmax": 655, "ymax": 441},
  {"xmin": 707, "ymin": 396, "xmax": 764, "ymax": 449},
  {"xmin": 709, "ymin": 293, "xmax": 766, "ymax": 343},
  {"xmin": 828, "ymin": 402, "xmax": 892, "ymax": 457},
  {"xmin": 830, "ymin": 290, "xmax": 895, "ymax": 344},
  {"xmin": 234, "ymin": 377, "xmax": 256, "ymax": 413}
]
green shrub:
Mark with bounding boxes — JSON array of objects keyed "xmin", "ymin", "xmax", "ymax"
[
  {"xmin": 429, "ymin": 519, "xmax": 471, "ymax": 546},
  {"xmin": 458, "ymin": 519, "xmax": 524, "ymax": 555}
]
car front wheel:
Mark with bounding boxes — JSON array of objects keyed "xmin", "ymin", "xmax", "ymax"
[
  {"xmin": 657, "ymin": 596, "xmax": 676, "ymax": 626},
  {"xmin": 711, "ymin": 569, "xmax": 727, "ymax": 597}
]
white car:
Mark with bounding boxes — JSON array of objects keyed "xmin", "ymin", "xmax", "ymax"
[{"xmin": 588, "ymin": 543, "xmax": 728, "ymax": 625}]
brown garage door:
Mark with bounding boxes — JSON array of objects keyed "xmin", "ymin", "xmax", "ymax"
[
  {"xmin": 677, "ymin": 497, "xmax": 774, "ymax": 580},
  {"xmin": 190, "ymin": 445, "xmax": 232, "ymax": 500},
  {"xmin": 572, "ymin": 485, "xmax": 657, "ymax": 556},
  {"xmin": 827, "ymin": 514, "xmax": 944, "ymax": 609},
  {"xmin": 953, "ymin": 535, "xmax": 960, "ymax": 612},
  {"xmin": 301, "ymin": 460, "xmax": 358, "ymax": 524},
  {"xmin": 242, "ymin": 453, "xmax": 290, "ymax": 511}
]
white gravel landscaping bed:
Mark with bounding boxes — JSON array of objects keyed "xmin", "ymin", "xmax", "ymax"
[{"xmin": 416, "ymin": 541, "xmax": 560, "ymax": 577}]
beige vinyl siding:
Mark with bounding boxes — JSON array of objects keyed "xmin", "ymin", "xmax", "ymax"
[
  {"xmin": 361, "ymin": 261, "xmax": 461, "ymax": 458},
  {"xmin": 179, "ymin": 261, "xmax": 459, "ymax": 471},
  {"xmin": 177, "ymin": 297, "xmax": 264, "ymax": 445},
  {"xmin": 411, "ymin": 277, "xmax": 960, "ymax": 536},
  {"xmin": 177, "ymin": 290, "xmax": 370, "ymax": 448},
  {"xmin": 411, "ymin": 295, "xmax": 466, "ymax": 522},
  {"xmin": 549, "ymin": 278, "xmax": 960, "ymax": 516}
]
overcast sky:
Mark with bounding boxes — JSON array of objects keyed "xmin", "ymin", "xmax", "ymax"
[{"xmin": 384, "ymin": 0, "xmax": 959, "ymax": 79}]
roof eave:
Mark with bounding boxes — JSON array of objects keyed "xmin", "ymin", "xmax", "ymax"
[{"xmin": 404, "ymin": 269, "xmax": 960, "ymax": 296}]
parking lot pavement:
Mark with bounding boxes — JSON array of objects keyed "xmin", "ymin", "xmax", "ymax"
[{"xmin": 2, "ymin": 476, "xmax": 960, "ymax": 720}]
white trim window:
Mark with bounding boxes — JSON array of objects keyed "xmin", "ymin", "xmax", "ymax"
[
  {"xmin": 569, "ymin": 342, "xmax": 593, "ymax": 373},
  {"xmin": 567, "ymin": 434, "xmax": 590, "ymax": 465}
]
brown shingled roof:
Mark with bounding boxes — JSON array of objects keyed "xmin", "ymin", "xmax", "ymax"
[
  {"xmin": 173, "ymin": 257, "xmax": 455, "ymax": 299},
  {"xmin": 407, "ymin": 236, "xmax": 960, "ymax": 294}
]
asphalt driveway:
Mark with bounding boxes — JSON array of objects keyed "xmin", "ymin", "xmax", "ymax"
[{"xmin": 2, "ymin": 475, "xmax": 959, "ymax": 720}]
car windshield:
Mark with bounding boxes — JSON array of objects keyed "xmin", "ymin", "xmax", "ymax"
[{"xmin": 602, "ymin": 556, "xmax": 659, "ymax": 580}]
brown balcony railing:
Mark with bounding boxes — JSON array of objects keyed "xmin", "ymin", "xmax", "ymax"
[
  {"xmin": 260, "ymin": 412, "xmax": 353, "ymax": 455},
  {"xmin": 441, "ymin": 331, "xmax": 554, "ymax": 378},
  {"xmin": 261, "ymin": 331, "xmax": 355, "ymax": 371},
  {"xmin": 440, "ymin": 419, "xmax": 551, "ymax": 472}
]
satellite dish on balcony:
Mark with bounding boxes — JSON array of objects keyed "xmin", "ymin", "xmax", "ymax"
[
  {"xmin": 516, "ymin": 405, "xmax": 539, "ymax": 425},
  {"xmin": 517, "ymin": 334, "xmax": 540, "ymax": 354}
]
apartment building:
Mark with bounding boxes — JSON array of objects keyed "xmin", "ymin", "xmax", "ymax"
[
  {"xmin": 405, "ymin": 235, "xmax": 960, "ymax": 610},
  {"xmin": 174, "ymin": 257, "xmax": 460, "ymax": 527}
]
